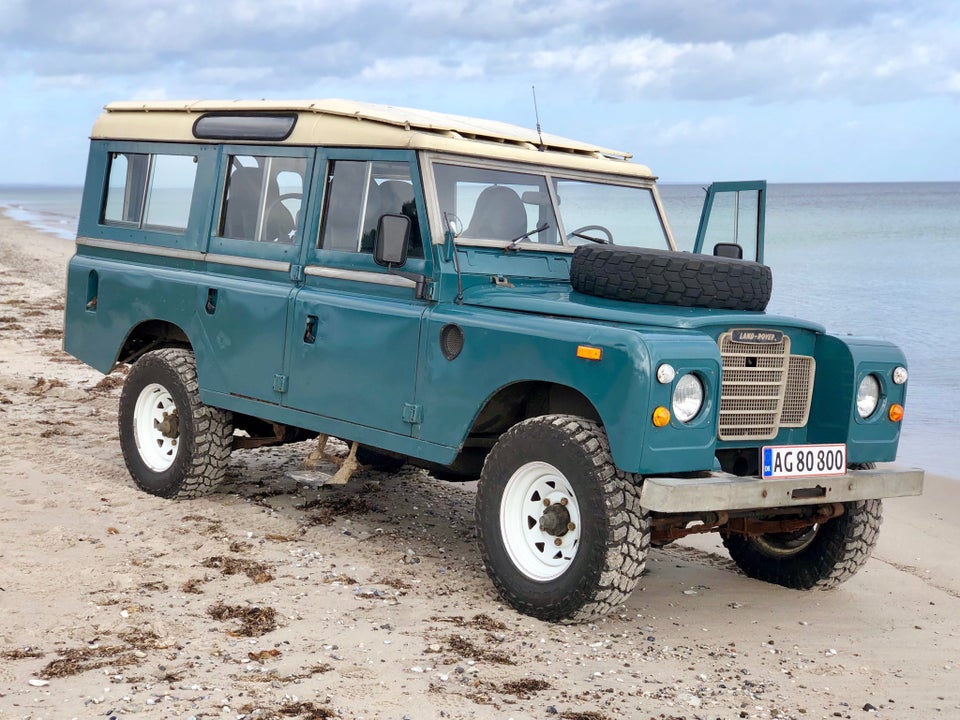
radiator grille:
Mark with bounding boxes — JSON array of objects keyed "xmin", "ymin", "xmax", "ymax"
[
  {"xmin": 781, "ymin": 355, "xmax": 816, "ymax": 427},
  {"xmin": 717, "ymin": 332, "xmax": 814, "ymax": 441}
]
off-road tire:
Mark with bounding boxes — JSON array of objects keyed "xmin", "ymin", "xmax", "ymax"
[
  {"xmin": 476, "ymin": 415, "xmax": 650, "ymax": 623},
  {"xmin": 721, "ymin": 498, "xmax": 883, "ymax": 590},
  {"xmin": 118, "ymin": 348, "xmax": 233, "ymax": 499},
  {"xmin": 570, "ymin": 244, "xmax": 773, "ymax": 311}
]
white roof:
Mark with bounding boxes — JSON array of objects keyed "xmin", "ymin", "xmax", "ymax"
[{"xmin": 93, "ymin": 99, "xmax": 654, "ymax": 179}]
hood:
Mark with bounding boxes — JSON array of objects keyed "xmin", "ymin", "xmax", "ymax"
[{"xmin": 460, "ymin": 281, "xmax": 825, "ymax": 334}]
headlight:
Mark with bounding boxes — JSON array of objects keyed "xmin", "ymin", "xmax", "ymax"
[
  {"xmin": 672, "ymin": 374, "xmax": 704, "ymax": 423},
  {"xmin": 857, "ymin": 374, "xmax": 881, "ymax": 418}
]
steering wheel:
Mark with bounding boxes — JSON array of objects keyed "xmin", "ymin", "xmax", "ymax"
[
  {"xmin": 262, "ymin": 193, "xmax": 302, "ymax": 242},
  {"xmin": 567, "ymin": 224, "xmax": 614, "ymax": 244}
]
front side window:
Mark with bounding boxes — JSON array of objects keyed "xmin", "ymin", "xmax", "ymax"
[
  {"xmin": 220, "ymin": 155, "xmax": 306, "ymax": 243},
  {"xmin": 432, "ymin": 161, "xmax": 670, "ymax": 250},
  {"xmin": 433, "ymin": 164, "xmax": 559, "ymax": 245},
  {"xmin": 319, "ymin": 160, "xmax": 423, "ymax": 257},
  {"xmin": 103, "ymin": 152, "xmax": 197, "ymax": 231}
]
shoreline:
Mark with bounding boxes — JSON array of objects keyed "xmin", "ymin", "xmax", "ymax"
[{"xmin": 1, "ymin": 211, "xmax": 958, "ymax": 719}]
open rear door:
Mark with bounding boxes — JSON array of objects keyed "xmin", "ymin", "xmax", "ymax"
[{"xmin": 693, "ymin": 180, "xmax": 767, "ymax": 263}]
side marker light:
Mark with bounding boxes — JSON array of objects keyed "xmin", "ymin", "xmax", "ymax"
[
  {"xmin": 652, "ymin": 406, "xmax": 671, "ymax": 427},
  {"xmin": 577, "ymin": 345, "xmax": 602, "ymax": 361}
]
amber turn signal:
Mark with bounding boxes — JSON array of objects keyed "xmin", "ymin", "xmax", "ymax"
[
  {"xmin": 652, "ymin": 406, "xmax": 671, "ymax": 427},
  {"xmin": 888, "ymin": 403, "xmax": 904, "ymax": 422},
  {"xmin": 576, "ymin": 345, "xmax": 602, "ymax": 361}
]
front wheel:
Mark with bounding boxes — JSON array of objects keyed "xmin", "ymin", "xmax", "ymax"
[
  {"xmin": 476, "ymin": 415, "xmax": 650, "ymax": 622},
  {"xmin": 118, "ymin": 348, "xmax": 233, "ymax": 499},
  {"xmin": 722, "ymin": 498, "xmax": 883, "ymax": 589}
]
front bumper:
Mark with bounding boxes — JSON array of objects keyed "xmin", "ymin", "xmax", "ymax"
[{"xmin": 640, "ymin": 465, "xmax": 924, "ymax": 513}]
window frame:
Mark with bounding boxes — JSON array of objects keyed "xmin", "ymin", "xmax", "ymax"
[
  {"xmin": 208, "ymin": 144, "xmax": 314, "ymax": 264},
  {"xmin": 102, "ymin": 150, "xmax": 199, "ymax": 233},
  {"xmin": 83, "ymin": 140, "xmax": 214, "ymax": 251},
  {"xmin": 421, "ymin": 152, "xmax": 678, "ymax": 252},
  {"xmin": 306, "ymin": 148, "xmax": 431, "ymax": 279}
]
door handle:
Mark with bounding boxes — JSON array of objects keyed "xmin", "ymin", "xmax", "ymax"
[
  {"xmin": 303, "ymin": 315, "xmax": 318, "ymax": 344},
  {"xmin": 205, "ymin": 288, "xmax": 218, "ymax": 314}
]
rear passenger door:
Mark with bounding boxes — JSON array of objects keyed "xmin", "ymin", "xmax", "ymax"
[
  {"xmin": 198, "ymin": 147, "xmax": 312, "ymax": 404},
  {"xmin": 285, "ymin": 150, "xmax": 432, "ymax": 437}
]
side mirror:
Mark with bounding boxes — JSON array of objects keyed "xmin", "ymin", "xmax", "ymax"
[
  {"xmin": 374, "ymin": 214, "xmax": 411, "ymax": 267},
  {"xmin": 713, "ymin": 242, "xmax": 743, "ymax": 259}
]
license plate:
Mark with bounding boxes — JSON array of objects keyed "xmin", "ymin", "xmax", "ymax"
[{"xmin": 761, "ymin": 444, "xmax": 847, "ymax": 479}]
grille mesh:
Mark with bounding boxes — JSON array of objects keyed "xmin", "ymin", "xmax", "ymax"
[
  {"xmin": 781, "ymin": 355, "xmax": 815, "ymax": 426},
  {"xmin": 717, "ymin": 332, "xmax": 814, "ymax": 441}
]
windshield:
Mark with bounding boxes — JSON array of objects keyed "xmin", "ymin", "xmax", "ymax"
[{"xmin": 433, "ymin": 162, "xmax": 670, "ymax": 250}]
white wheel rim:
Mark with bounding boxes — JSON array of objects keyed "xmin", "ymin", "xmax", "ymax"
[
  {"xmin": 499, "ymin": 461, "xmax": 581, "ymax": 581},
  {"xmin": 133, "ymin": 382, "xmax": 180, "ymax": 472},
  {"xmin": 754, "ymin": 527, "xmax": 819, "ymax": 557}
]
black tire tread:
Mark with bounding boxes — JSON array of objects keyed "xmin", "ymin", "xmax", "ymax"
[
  {"xmin": 722, "ymin": 498, "xmax": 883, "ymax": 590},
  {"xmin": 476, "ymin": 414, "xmax": 650, "ymax": 623},
  {"xmin": 120, "ymin": 348, "xmax": 232, "ymax": 500},
  {"xmin": 570, "ymin": 244, "xmax": 772, "ymax": 312}
]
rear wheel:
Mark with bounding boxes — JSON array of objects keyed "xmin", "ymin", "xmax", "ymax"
[
  {"xmin": 476, "ymin": 415, "xmax": 649, "ymax": 622},
  {"xmin": 722, "ymin": 498, "xmax": 883, "ymax": 589},
  {"xmin": 118, "ymin": 348, "xmax": 233, "ymax": 499}
]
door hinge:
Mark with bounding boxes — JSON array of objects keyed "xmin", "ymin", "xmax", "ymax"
[
  {"xmin": 402, "ymin": 403, "xmax": 423, "ymax": 424},
  {"xmin": 290, "ymin": 264, "xmax": 305, "ymax": 284},
  {"xmin": 273, "ymin": 374, "xmax": 289, "ymax": 393}
]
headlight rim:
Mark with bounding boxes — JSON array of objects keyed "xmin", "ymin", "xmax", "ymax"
[
  {"xmin": 856, "ymin": 373, "xmax": 882, "ymax": 419},
  {"xmin": 672, "ymin": 372, "xmax": 705, "ymax": 424}
]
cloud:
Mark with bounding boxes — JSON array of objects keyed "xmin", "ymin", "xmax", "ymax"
[
  {"xmin": 4, "ymin": 0, "xmax": 957, "ymax": 107},
  {"xmin": 1, "ymin": 0, "xmax": 958, "ymax": 184}
]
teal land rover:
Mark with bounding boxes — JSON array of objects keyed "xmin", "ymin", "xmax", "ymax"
[{"xmin": 64, "ymin": 100, "xmax": 923, "ymax": 621}]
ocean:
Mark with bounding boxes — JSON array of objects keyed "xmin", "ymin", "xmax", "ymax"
[{"xmin": 2, "ymin": 182, "xmax": 957, "ymax": 476}]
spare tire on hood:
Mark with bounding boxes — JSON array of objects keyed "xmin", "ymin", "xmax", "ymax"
[{"xmin": 570, "ymin": 244, "xmax": 773, "ymax": 312}]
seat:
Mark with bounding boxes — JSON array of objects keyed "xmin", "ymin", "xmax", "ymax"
[
  {"xmin": 378, "ymin": 180, "xmax": 415, "ymax": 215},
  {"xmin": 221, "ymin": 166, "xmax": 262, "ymax": 240},
  {"xmin": 262, "ymin": 184, "xmax": 297, "ymax": 243},
  {"xmin": 462, "ymin": 185, "xmax": 527, "ymax": 240}
]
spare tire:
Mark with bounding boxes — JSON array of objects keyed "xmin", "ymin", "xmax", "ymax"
[{"xmin": 570, "ymin": 245, "xmax": 772, "ymax": 312}]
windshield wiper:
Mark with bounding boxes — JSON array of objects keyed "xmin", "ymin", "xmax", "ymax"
[
  {"xmin": 569, "ymin": 230, "xmax": 609, "ymax": 244},
  {"xmin": 504, "ymin": 222, "xmax": 550, "ymax": 252}
]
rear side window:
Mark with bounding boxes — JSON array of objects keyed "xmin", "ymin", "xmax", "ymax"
[
  {"xmin": 219, "ymin": 154, "xmax": 306, "ymax": 243},
  {"xmin": 103, "ymin": 152, "xmax": 197, "ymax": 231}
]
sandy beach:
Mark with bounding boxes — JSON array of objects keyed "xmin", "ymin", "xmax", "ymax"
[{"xmin": 0, "ymin": 211, "xmax": 957, "ymax": 720}]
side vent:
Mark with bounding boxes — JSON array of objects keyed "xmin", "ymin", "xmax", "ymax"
[
  {"xmin": 85, "ymin": 270, "xmax": 99, "ymax": 311},
  {"xmin": 440, "ymin": 324, "xmax": 464, "ymax": 360}
]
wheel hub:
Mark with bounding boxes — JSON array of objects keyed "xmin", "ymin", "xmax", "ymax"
[
  {"xmin": 539, "ymin": 502, "xmax": 572, "ymax": 537},
  {"xmin": 156, "ymin": 411, "xmax": 179, "ymax": 439}
]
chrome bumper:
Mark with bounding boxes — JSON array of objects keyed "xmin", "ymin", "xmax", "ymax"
[{"xmin": 639, "ymin": 465, "xmax": 924, "ymax": 514}]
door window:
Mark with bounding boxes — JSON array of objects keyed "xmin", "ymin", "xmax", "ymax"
[
  {"xmin": 219, "ymin": 155, "xmax": 306, "ymax": 243},
  {"xmin": 319, "ymin": 160, "xmax": 423, "ymax": 257}
]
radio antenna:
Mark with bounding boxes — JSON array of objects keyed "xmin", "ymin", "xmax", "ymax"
[{"xmin": 531, "ymin": 85, "xmax": 545, "ymax": 150}]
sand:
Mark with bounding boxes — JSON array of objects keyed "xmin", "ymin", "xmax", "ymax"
[{"xmin": 0, "ymin": 210, "xmax": 956, "ymax": 720}]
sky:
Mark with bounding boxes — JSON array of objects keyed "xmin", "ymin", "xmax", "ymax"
[{"xmin": 1, "ymin": 0, "xmax": 957, "ymax": 185}]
